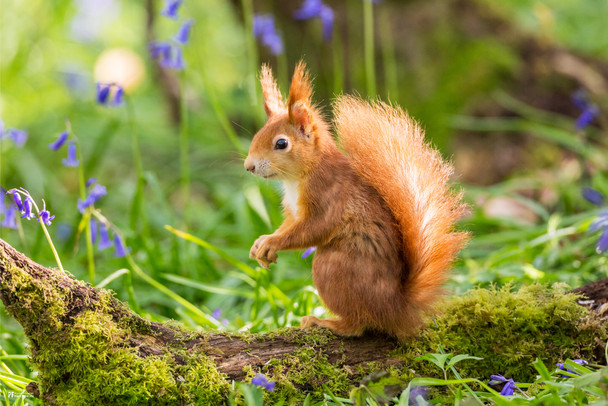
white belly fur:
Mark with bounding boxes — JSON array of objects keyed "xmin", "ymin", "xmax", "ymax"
[{"xmin": 282, "ymin": 180, "xmax": 299, "ymax": 218}]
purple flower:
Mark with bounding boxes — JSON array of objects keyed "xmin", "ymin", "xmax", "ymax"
[
  {"xmin": 86, "ymin": 178, "xmax": 97, "ymax": 188},
  {"xmin": 174, "ymin": 19, "xmax": 194, "ymax": 44},
  {"xmin": 294, "ymin": 0, "xmax": 323, "ymax": 19},
  {"xmin": 12, "ymin": 192, "xmax": 24, "ymax": 212},
  {"xmin": 576, "ymin": 105, "xmax": 599, "ymax": 130},
  {"xmin": 113, "ymin": 234, "xmax": 130, "ymax": 258},
  {"xmin": 62, "ymin": 141, "xmax": 80, "ymax": 167},
  {"xmin": 572, "ymin": 89, "xmax": 599, "ymax": 130},
  {"xmin": 149, "ymin": 41, "xmax": 171, "ymax": 60},
  {"xmin": 98, "ymin": 223, "xmax": 113, "ymax": 250},
  {"xmin": 302, "ymin": 246, "xmax": 317, "ymax": 258},
  {"xmin": 212, "ymin": 308, "xmax": 229, "ymax": 325},
  {"xmin": 489, "ymin": 374, "xmax": 517, "ymax": 396},
  {"xmin": 7, "ymin": 129, "xmax": 28, "ymax": 147},
  {"xmin": 556, "ymin": 359, "xmax": 588, "ymax": 378},
  {"xmin": 253, "ymin": 14, "xmax": 283, "ymax": 55},
  {"xmin": 590, "ymin": 210, "xmax": 608, "ymax": 252},
  {"xmin": 1, "ymin": 206, "xmax": 17, "ymax": 229},
  {"xmin": 49, "ymin": 131, "xmax": 69, "ymax": 151},
  {"xmin": 96, "ymin": 83, "xmax": 111, "ymax": 104},
  {"xmin": 38, "ymin": 210, "xmax": 55, "ymax": 226},
  {"xmin": 90, "ymin": 218, "xmax": 98, "ymax": 244},
  {"xmin": 294, "ymin": 0, "xmax": 334, "ymax": 42},
  {"xmin": 1, "ymin": 124, "xmax": 28, "ymax": 147},
  {"xmin": 149, "ymin": 42, "xmax": 184, "ymax": 70},
  {"xmin": 77, "ymin": 183, "xmax": 107, "ymax": 213},
  {"xmin": 583, "ymin": 187, "xmax": 605, "ymax": 206},
  {"xmin": 96, "ymin": 83, "xmax": 124, "ymax": 107},
  {"xmin": 21, "ymin": 197, "xmax": 36, "ymax": 220},
  {"xmin": 161, "ymin": 0, "xmax": 183, "ymax": 19},
  {"xmin": 251, "ymin": 373, "xmax": 276, "ymax": 392},
  {"xmin": 319, "ymin": 5, "xmax": 334, "ymax": 41},
  {"xmin": 113, "ymin": 86, "xmax": 124, "ymax": 106},
  {"xmin": 408, "ymin": 386, "xmax": 427, "ymax": 405}
]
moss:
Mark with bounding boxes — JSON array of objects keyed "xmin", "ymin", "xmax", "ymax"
[
  {"xmin": 2, "ymin": 263, "xmax": 69, "ymax": 335},
  {"xmin": 394, "ymin": 283, "xmax": 606, "ymax": 381}
]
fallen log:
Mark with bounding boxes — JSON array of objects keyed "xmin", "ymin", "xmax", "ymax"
[{"xmin": 0, "ymin": 238, "xmax": 605, "ymax": 404}]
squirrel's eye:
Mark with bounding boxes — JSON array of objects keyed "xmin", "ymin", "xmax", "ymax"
[{"xmin": 275, "ymin": 138, "xmax": 288, "ymax": 150}]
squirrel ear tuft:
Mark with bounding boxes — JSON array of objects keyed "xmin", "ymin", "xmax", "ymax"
[
  {"xmin": 260, "ymin": 64, "xmax": 286, "ymax": 117},
  {"xmin": 288, "ymin": 61, "xmax": 314, "ymax": 133}
]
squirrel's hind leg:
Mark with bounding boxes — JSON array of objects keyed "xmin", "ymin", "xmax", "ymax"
[{"xmin": 300, "ymin": 316, "xmax": 365, "ymax": 337}]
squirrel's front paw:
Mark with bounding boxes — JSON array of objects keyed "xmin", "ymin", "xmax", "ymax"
[{"xmin": 250, "ymin": 235, "xmax": 278, "ymax": 269}]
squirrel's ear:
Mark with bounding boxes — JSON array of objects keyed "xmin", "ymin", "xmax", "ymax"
[
  {"xmin": 288, "ymin": 61, "xmax": 314, "ymax": 136},
  {"xmin": 260, "ymin": 64, "xmax": 286, "ymax": 118}
]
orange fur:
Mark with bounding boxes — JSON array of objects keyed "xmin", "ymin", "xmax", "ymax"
[{"xmin": 244, "ymin": 62, "xmax": 468, "ymax": 339}]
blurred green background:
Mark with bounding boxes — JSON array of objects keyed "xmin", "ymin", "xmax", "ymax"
[{"xmin": 1, "ymin": 0, "xmax": 607, "ymax": 400}]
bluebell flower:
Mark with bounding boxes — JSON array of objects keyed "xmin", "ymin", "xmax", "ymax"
[
  {"xmin": 174, "ymin": 19, "xmax": 194, "ymax": 44},
  {"xmin": 294, "ymin": 0, "xmax": 334, "ymax": 41},
  {"xmin": 582, "ymin": 188, "xmax": 608, "ymax": 253},
  {"xmin": 253, "ymin": 14, "xmax": 284, "ymax": 55},
  {"xmin": 86, "ymin": 178, "xmax": 97, "ymax": 188},
  {"xmin": 38, "ymin": 210, "xmax": 55, "ymax": 226},
  {"xmin": 77, "ymin": 183, "xmax": 107, "ymax": 213},
  {"xmin": 11, "ymin": 192, "xmax": 24, "ymax": 212},
  {"xmin": 7, "ymin": 129, "xmax": 28, "ymax": 147},
  {"xmin": 149, "ymin": 42, "xmax": 185, "ymax": 70},
  {"xmin": 0, "ymin": 187, "xmax": 5, "ymax": 213},
  {"xmin": 319, "ymin": 5, "xmax": 334, "ymax": 41},
  {"xmin": 251, "ymin": 373, "xmax": 276, "ymax": 391},
  {"xmin": 62, "ymin": 141, "xmax": 80, "ymax": 167},
  {"xmin": 294, "ymin": 0, "xmax": 323, "ymax": 19},
  {"xmin": 21, "ymin": 197, "xmax": 36, "ymax": 220},
  {"xmin": 49, "ymin": 131, "xmax": 69, "ymax": 151},
  {"xmin": 583, "ymin": 187, "xmax": 605, "ymax": 206},
  {"xmin": 96, "ymin": 83, "xmax": 111, "ymax": 104},
  {"xmin": 96, "ymin": 83, "xmax": 125, "ymax": 107},
  {"xmin": 556, "ymin": 359, "xmax": 588, "ymax": 378},
  {"xmin": 576, "ymin": 105, "xmax": 599, "ymax": 130},
  {"xmin": 149, "ymin": 41, "xmax": 172, "ymax": 61},
  {"xmin": 408, "ymin": 386, "xmax": 427, "ymax": 406},
  {"xmin": 489, "ymin": 374, "xmax": 517, "ymax": 396},
  {"xmin": 1, "ymin": 206, "xmax": 17, "ymax": 229},
  {"xmin": 113, "ymin": 234, "xmax": 130, "ymax": 257},
  {"xmin": 113, "ymin": 87, "xmax": 124, "ymax": 106},
  {"xmin": 161, "ymin": 0, "xmax": 183, "ymax": 19},
  {"xmin": 98, "ymin": 223, "xmax": 113, "ymax": 250},
  {"xmin": 212, "ymin": 308, "xmax": 229, "ymax": 325},
  {"xmin": 590, "ymin": 210, "xmax": 608, "ymax": 253},
  {"xmin": 90, "ymin": 218, "xmax": 98, "ymax": 244},
  {"xmin": 571, "ymin": 89, "xmax": 599, "ymax": 130},
  {"xmin": 1, "ymin": 123, "xmax": 28, "ymax": 147},
  {"xmin": 302, "ymin": 246, "xmax": 317, "ymax": 258}
]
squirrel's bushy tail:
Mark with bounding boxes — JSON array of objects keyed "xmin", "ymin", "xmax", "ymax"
[{"xmin": 335, "ymin": 96, "xmax": 469, "ymax": 322}]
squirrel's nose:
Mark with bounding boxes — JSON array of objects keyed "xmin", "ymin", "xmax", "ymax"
[{"xmin": 244, "ymin": 158, "xmax": 256, "ymax": 173}]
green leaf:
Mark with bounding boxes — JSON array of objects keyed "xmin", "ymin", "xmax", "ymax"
[
  {"xmin": 415, "ymin": 353, "xmax": 451, "ymax": 370},
  {"xmin": 447, "ymin": 354, "xmax": 484, "ymax": 367}
]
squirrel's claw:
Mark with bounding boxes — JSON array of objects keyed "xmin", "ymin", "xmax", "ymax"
[{"xmin": 250, "ymin": 235, "xmax": 278, "ymax": 268}]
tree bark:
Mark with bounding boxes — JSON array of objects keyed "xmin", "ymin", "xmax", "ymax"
[{"xmin": 0, "ymin": 238, "xmax": 605, "ymax": 404}]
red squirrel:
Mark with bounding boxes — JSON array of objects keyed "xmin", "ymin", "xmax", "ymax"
[{"xmin": 244, "ymin": 62, "xmax": 468, "ymax": 339}]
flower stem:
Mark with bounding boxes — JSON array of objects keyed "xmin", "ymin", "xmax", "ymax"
[
  {"xmin": 73, "ymin": 128, "xmax": 96, "ymax": 283},
  {"xmin": 363, "ymin": 0, "xmax": 376, "ymax": 98},
  {"xmin": 40, "ymin": 222, "xmax": 64, "ymax": 272},
  {"xmin": 179, "ymin": 70, "xmax": 190, "ymax": 218},
  {"xmin": 379, "ymin": 6, "xmax": 398, "ymax": 101},
  {"xmin": 125, "ymin": 96, "xmax": 149, "ymax": 234},
  {"xmin": 240, "ymin": 0, "xmax": 264, "ymax": 124}
]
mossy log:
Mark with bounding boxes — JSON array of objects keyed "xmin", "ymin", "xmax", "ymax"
[{"xmin": 0, "ymin": 238, "xmax": 606, "ymax": 405}]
